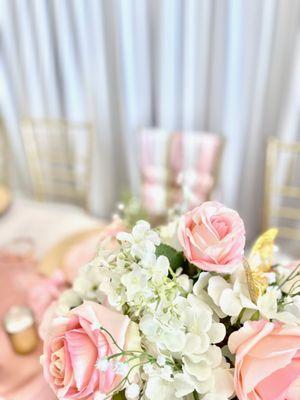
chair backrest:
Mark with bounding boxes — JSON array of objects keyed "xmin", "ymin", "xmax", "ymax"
[
  {"xmin": 21, "ymin": 118, "xmax": 93, "ymax": 209},
  {"xmin": 263, "ymin": 137, "xmax": 300, "ymax": 254},
  {"xmin": 139, "ymin": 128, "xmax": 223, "ymax": 217}
]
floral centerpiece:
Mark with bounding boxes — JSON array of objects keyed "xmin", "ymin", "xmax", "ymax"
[{"xmin": 40, "ymin": 202, "xmax": 300, "ymax": 400}]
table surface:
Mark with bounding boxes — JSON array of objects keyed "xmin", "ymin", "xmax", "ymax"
[{"xmin": 0, "ymin": 198, "xmax": 100, "ymax": 257}]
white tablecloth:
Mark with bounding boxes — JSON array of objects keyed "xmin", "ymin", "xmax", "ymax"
[{"xmin": 0, "ymin": 198, "xmax": 101, "ymax": 258}]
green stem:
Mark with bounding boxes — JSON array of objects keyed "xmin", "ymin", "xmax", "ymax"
[
  {"xmin": 107, "ymin": 350, "xmax": 146, "ymax": 361},
  {"xmin": 103, "ymin": 360, "xmax": 153, "ymax": 399},
  {"xmin": 278, "ymin": 264, "xmax": 300, "ymax": 290},
  {"xmin": 100, "ymin": 327, "xmax": 124, "ymax": 352}
]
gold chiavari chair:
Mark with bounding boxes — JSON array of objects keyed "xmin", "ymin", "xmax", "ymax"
[
  {"xmin": 263, "ymin": 137, "xmax": 300, "ymax": 255},
  {"xmin": 21, "ymin": 118, "xmax": 93, "ymax": 210}
]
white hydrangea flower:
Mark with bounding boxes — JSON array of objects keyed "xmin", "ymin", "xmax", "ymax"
[
  {"xmin": 205, "ymin": 367, "xmax": 234, "ymax": 399},
  {"xmin": 57, "ymin": 289, "xmax": 82, "ymax": 314},
  {"xmin": 161, "ymin": 329, "xmax": 186, "ymax": 353},
  {"xmin": 173, "ymin": 373, "xmax": 195, "ymax": 398},
  {"xmin": 183, "ymin": 332, "xmax": 210, "ymax": 361},
  {"xmin": 177, "ymin": 274, "xmax": 192, "ymax": 293},
  {"xmin": 158, "ymin": 219, "xmax": 181, "ymax": 251},
  {"xmin": 184, "ymin": 294, "xmax": 213, "ymax": 334},
  {"xmin": 150, "ymin": 255, "xmax": 170, "ymax": 283},
  {"xmin": 145, "ymin": 376, "xmax": 176, "ymax": 400},
  {"xmin": 117, "ymin": 220, "xmax": 160, "ymax": 259},
  {"xmin": 121, "ymin": 266, "xmax": 149, "ymax": 301},
  {"xmin": 73, "ymin": 264, "xmax": 107, "ymax": 301}
]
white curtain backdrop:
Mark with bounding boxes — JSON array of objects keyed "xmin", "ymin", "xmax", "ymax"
[{"xmin": 1, "ymin": 0, "xmax": 300, "ymax": 239}]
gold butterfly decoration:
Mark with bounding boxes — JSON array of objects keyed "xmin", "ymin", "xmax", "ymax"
[
  {"xmin": 244, "ymin": 228, "xmax": 278, "ymax": 303},
  {"xmin": 244, "ymin": 259, "xmax": 268, "ymax": 303}
]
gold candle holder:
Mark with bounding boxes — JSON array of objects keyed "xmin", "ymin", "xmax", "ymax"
[{"xmin": 4, "ymin": 306, "xmax": 39, "ymax": 355}]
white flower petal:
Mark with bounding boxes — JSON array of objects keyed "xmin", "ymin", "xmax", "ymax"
[
  {"xmin": 208, "ymin": 276, "xmax": 230, "ymax": 306},
  {"xmin": 177, "ymin": 275, "xmax": 192, "ymax": 292},
  {"xmin": 184, "ymin": 333, "xmax": 210, "ymax": 361},
  {"xmin": 219, "ymin": 288, "xmax": 243, "ymax": 316},
  {"xmin": 202, "ymin": 394, "xmax": 228, "ymax": 400},
  {"xmin": 155, "ymin": 255, "xmax": 170, "ymax": 276},
  {"xmin": 257, "ymin": 290, "xmax": 278, "ymax": 319},
  {"xmin": 189, "ymin": 374, "xmax": 214, "ymax": 394},
  {"xmin": 145, "ymin": 377, "xmax": 175, "ymax": 400},
  {"xmin": 208, "ymin": 323, "xmax": 226, "ymax": 344},
  {"xmin": 183, "ymin": 357, "xmax": 212, "ymax": 381},
  {"xmin": 116, "ymin": 232, "xmax": 133, "ymax": 243},
  {"xmin": 174, "ymin": 373, "xmax": 194, "ymax": 397},
  {"xmin": 132, "ymin": 220, "xmax": 151, "ymax": 240},
  {"xmin": 204, "ymin": 346, "xmax": 222, "ymax": 368},
  {"xmin": 211, "ymin": 368, "xmax": 234, "ymax": 398},
  {"xmin": 163, "ymin": 330, "xmax": 186, "ymax": 352},
  {"xmin": 193, "ymin": 272, "xmax": 211, "ymax": 295}
]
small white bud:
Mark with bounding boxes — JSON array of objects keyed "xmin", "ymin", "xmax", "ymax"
[
  {"xmin": 143, "ymin": 363, "xmax": 154, "ymax": 374},
  {"xmin": 114, "ymin": 361, "xmax": 129, "ymax": 376},
  {"xmin": 157, "ymin": 355, "xmax": 166, "ymax": 367},
  {"xmin": 95, "ymin": 358, "xmax": 109, "ymax": 372},
  {"xmin": 125, "ymin": 383, "xmax": 140, "ymax": 399}
]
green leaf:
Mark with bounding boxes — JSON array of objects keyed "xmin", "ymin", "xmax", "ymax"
[
  {"xmin": 155, "ymin": 243, "xmax": 184, "ymax": 271},
  {"xmin": 113, "ymin": 390, "xmax": 126, "ymax": 400}
]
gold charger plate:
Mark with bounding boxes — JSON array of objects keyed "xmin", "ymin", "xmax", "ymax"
[
  {"xmin": 0, "ymin": 184, "xmax": 12, "ymax": 216},
  {"xmin": 39, "ymin": 226, "xmax": 104, "ymax": 277}
]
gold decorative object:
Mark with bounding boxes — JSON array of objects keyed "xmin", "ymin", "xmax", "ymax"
[
  {"xmin": 263, "ymin": 137, "xmax": 300, "ymax": 243},
  {"xmin": 0, "ymin": 122, "xmax": 12, "ymax": 215},
  {"xmin": 4, "ymin": 306, "xmax": 39, "ymax": 355},
  {"xmin": 21, "ymin": 118, "xmax": 93, "ymax": 209},
  {"xmin": 248, "ymin": 228, "xmax": 278, "ymax": 273},
  {"xmin": 245, "ymin": 229, "xmax": 278, "ymax": 303},
  {"xmin": 0, "ymin": 184, "xmax": 12, "ymax": 215},
  {"xmin": 244, "ymin": 259, "xmax": 268, "ymax": 303},
  {"xmin": 39, "ymin": 226, "xmax": 103, "ymax": 277}
]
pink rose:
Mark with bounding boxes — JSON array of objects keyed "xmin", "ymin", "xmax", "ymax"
[
  {"xmin": 229, "ymin": 320, "xmax": 300, "ymax": 400},
  {"xmin": 178, "ymin": 201, "xmax": 245, "ymax": 273},
  {"xmin": 41, "ymin": 301, "xmax": 139, "ymax": 399}
]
